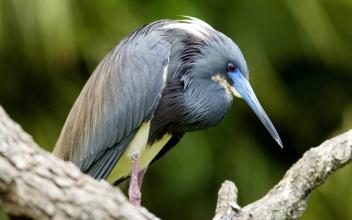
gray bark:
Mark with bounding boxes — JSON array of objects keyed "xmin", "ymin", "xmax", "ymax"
[
  {"xmin": 0, "ymin": 105, "xmax": 351, "ymax": 220},
  {"xmin": 0, "ymin": 106, "xmax": 157, "ymax": 220},
  {"xmin": 214, "ymin": 130, "xmax": 352, "ymax": 220}
]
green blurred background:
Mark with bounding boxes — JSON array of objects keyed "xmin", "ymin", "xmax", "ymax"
[{"xmin": 0, "ymin": 0, "xmax": 352, "ymax": 219}]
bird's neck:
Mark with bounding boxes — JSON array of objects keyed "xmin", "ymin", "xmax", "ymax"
[
  {"xmin": 148, "ymin": 77, "xmax": 232, "ymax": 144},
  {"xmin": 183, "ymin": 78, "xmax": 233, "ymax": 129}
]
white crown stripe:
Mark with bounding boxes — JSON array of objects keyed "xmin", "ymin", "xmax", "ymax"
[{"xmin": 162, "ymin": 17, "xmax": 214, "ymax": 39}]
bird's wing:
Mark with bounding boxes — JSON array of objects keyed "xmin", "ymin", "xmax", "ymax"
[{"xmin": 53, "ymin": 20, "xmax": 173, "ymax": 179}]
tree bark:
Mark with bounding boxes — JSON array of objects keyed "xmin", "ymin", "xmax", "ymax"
[
  {"xmin": 213, "ymin": 130, "xmax": 352, "ymax": 220},
  {"xmin": 0, "ymin": 106, "xmax": 157, "ymax": 220},
  {"xmin": 0, "ymin": 105, "xmax": 351, "ymax": 220}
]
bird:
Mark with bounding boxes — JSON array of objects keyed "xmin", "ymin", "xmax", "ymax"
[{"xmin": 53, "ymin": 17, "xmax": 282, "ymax": 206}]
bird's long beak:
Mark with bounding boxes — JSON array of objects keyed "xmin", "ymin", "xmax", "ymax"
[{"xmin": 228, "ymin": 69, "xmax": 283, "ymax": 148}]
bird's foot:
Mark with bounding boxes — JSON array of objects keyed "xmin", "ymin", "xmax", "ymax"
[{"xmin": 128, "ymin": 184, "xmax": 141, "ymax": 207}]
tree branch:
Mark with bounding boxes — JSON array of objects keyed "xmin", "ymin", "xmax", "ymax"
[
  {"xmin": 213, "ymin": 129, "xmax": 352, "ymax": 220},
  {"xmin": 0, "ymin": 105, "xmax": 351, "ymax": 220},
  {"xmin": 0, "ymin": 106, "xmax": 157, "ymax": 220}
]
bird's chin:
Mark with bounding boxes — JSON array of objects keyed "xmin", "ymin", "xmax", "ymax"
[{"xmin": 211, "ymin": 74, "xmax": 242, "ymax": 99}]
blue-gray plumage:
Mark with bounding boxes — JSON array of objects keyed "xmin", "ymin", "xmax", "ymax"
[{"xmin": 53, "ymin": 17, "xmax": 282, "ymax": 206}]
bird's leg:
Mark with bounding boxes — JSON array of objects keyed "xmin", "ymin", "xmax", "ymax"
[
  {"xmin": 138, "ymin": 167, "xmax": 147, "ymax": 189},
  {"xmin": 129, "ymin": 153, "xmax": 142, "ymax": 206}
]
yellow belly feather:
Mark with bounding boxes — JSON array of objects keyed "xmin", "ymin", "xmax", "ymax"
[{"xmin": 106, "ymin": 122, "xmax": 171, "ymax": 183}]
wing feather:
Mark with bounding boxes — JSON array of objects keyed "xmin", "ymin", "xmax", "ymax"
[{"xmin": 53, "ymin": 20, "xmax": 174, "ymax": 178}]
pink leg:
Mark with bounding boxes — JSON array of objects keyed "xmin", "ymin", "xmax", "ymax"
[
  {"xmin": 128, "ymin": 153, "xmax": 141, "ymax": 206},
  {"xmin": 138, "ymin": 167, "xmax": 147, "ymax": 189}
]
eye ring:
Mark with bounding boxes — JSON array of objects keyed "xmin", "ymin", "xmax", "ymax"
[{"xmin": 227, "ymin": 63, "xmax": 236, "ymax": 72}]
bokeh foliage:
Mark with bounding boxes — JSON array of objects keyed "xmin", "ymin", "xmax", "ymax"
[{"xmin": 0, "ymin": 0, "xmax": 351, "ymax": 219}]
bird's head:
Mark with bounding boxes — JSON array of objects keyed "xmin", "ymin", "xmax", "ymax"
[{"xmin": 167, "ymin": 17, "xmax": 282, "ymax": 147}]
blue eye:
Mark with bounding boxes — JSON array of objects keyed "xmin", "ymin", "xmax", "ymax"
[{"xmin": 227, "ymin": 63, "xmax": 236, "ymax": 72}]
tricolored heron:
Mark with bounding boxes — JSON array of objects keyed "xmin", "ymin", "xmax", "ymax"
[{"xmin": 53, "ymin": 17, "xmax": 282, "ymax": 206}]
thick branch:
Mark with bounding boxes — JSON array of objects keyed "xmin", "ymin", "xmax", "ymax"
[
  {"xmin": 0, "ymin": 105, "xmax": 351, "ymax": 220},
  {"xmin": 213, "ymin": 129, "xmax": 352, "ymax": 220},
  {"xmin": 0, "ymin": 106, "xmax": 157, "ymax": 220}
]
